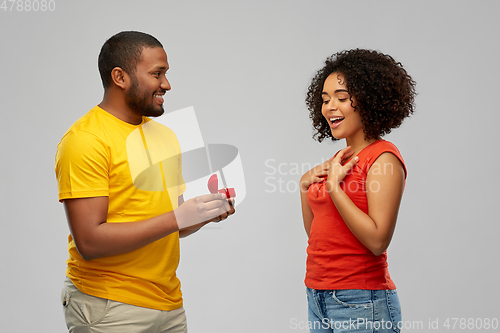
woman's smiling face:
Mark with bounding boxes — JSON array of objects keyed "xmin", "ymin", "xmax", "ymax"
[{"xmin": 321, "ymin": 73, "xmax": 364, "ymax": 141}]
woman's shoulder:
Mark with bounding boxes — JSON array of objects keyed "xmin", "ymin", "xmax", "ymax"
[
  {"xmin": 358, "ymin": 140, "xmax": 406, "ymax": 176},
  {"xmin": 364, "ymin": 140, "xmax": 402, "ymax": 158}
]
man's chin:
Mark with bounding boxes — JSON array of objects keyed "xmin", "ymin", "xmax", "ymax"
[{"xmin": 142, "ymin": 107, "xmax": 164, "ymax": 118}]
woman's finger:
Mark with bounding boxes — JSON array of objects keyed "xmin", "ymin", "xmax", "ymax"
[
  {"xmin": 340, "ymin": 146, "xmax": 352, "ymax": 155},
  {"xmin": 342, "ymin": 156, "xmax": 359, "ymax": 172},
  {"xmin": 332, "ymin": 152, "xmax": 344, "ymax": 163},
  {"xmin": 334, "ymin": 146, "xmax": 352, "ymax": 163}
]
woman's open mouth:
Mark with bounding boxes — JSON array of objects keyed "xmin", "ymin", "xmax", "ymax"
[{"xmin": 329, "ymin": 116, "xmax": 345, "ymax": 129}]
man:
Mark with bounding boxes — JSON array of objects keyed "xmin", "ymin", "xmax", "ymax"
[{"xmin": 55, "ymin": 31, "xmax": 234, "ymax": 333}]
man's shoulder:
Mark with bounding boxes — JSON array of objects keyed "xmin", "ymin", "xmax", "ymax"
[
  {"xmin": 57, "ymin": 107, "xmax": 112, "ymax": 151},
  {"xmin": 70, "ymin": 106, "xmax": 109, "ymax": 133}
]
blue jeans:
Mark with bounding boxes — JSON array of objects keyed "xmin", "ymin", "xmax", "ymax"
[{"xmin": 306, "ymin": 287, "xmax": 402, "ymax": 333}]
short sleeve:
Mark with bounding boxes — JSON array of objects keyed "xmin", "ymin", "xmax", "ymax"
[
  {"xmin": 362, "ymin": 140, "xmax": 407, "ymax": 179},
  {"xmin": 55, "ymin": 130, "xmax": 110, "ymax": 202}
]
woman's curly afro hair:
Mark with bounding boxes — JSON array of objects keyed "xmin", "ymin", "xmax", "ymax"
[{"xmin": 306, "ymin": 49, "xmax": 416, "ymax": 142}]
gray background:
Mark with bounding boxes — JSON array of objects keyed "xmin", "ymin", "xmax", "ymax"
[{"xmin": 1, "ymin": 0, "xmax": 499, "ymax": 332}]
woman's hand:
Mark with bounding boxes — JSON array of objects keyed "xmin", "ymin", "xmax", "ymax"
[
  {"xmin": 300, "ymin": 159, "xmax": 331, "ymax": 192},
  {"xmin": 326, "ymin": 146, "xmax": 358, "ymax": 191}
]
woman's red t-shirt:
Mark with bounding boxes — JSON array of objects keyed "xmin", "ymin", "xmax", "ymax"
[{"xmin": 305, "ymin": 140, "xmax": 406, "ymax": 290}]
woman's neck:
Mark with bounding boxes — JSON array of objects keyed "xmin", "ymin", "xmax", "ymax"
[{"xmin": 345, "ymin": 135, "xmax": 381, "ymax": 156}]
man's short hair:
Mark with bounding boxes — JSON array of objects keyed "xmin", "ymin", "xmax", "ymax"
[{"xmin": 98, "ymin": 31, "xmax": 163, "ymax": 88}]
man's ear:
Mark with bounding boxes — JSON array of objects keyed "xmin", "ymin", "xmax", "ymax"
[{"xmin": 110, "ymin": 67, "xmax": 130, "ymax": 90}]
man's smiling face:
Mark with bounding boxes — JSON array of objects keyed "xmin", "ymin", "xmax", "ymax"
[{"xmin": 125, "ymin": 46, "xmax": 171, "ymax": 118}]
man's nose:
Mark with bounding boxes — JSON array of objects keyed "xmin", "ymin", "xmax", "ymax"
[{"xmin": 161, "ymin": 76, "xmax": 171, "ymax": 91}]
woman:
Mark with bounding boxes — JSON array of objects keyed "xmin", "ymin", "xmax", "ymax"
[{"xmin": 300, "ymin": 49, "xmax": 416, "ymax": 333}]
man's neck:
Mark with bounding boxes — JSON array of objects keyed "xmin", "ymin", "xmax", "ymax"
[{"xmin": 99, "ymin": 94, "xmax": 142, "ymax": 125}]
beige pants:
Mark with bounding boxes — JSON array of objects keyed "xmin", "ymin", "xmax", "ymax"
[{"xmin": 61, "ymin": 277, "xmax": 187, "ymax": 333}]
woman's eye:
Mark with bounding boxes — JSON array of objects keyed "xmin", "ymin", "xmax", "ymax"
[
  {"xmin": 338, "ymin": 98, "xmax": 348, "ymax": 102},
  {"xmin": 322, "ymin": 100, "xmax": 329, "ymax": 104}
]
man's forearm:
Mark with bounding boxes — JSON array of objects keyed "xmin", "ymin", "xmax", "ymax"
[
  {"xmin": 72, "ymin": 210, "xmax": 180, "ymax": 261},
  {"xmin": 179, "ymin": 221, "xmax": 210, "ymax": 238}
]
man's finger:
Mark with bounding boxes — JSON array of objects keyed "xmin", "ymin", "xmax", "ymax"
[
  {"xmin": 202, "ymin": 198, "xmax": 231, "ymax": 212},
  {"xmin": 197, "ymin": 193, "xmax": 227, "ymax": 203}
]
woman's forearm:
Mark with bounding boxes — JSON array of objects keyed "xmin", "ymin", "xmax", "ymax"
[{"xmin": 327, "ymin": 183, "xmax": 387, "ymax": 255}]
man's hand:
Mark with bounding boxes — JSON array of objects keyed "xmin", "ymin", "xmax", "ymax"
[
  {"xmin": 207, "ymin": 197, "xmax": 235, "ymax": 222},
  {"xmin": 174, "ymin": 193, "xmax": 234, "ymax": 230}
]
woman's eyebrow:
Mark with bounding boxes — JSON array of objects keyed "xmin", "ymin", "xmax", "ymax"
[
  {"xmin": 334, "ymin": 89, "xmax": 349, "ymax": 94},
  {"xmin": 322, "ymin": 89, "xmax": 349, "ymax": 95}
]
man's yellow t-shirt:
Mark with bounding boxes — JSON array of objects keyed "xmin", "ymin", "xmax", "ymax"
[{"xmin": 55, "ymin": 106, "xmax": 185, "ymax": 311}]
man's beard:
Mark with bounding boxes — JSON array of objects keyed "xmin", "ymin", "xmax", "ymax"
[{"xmin": 125, "ymin": 76, "xmax": 164, "ymax": 118}]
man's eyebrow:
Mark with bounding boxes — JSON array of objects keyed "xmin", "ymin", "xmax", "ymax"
[{"xmin": 151, "ymin": 65, "xmax": 168, "ymax": 71}]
